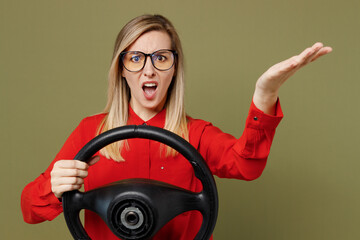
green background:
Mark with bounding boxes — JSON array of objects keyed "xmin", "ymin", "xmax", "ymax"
[{"xmin": 1, "ymin": 0, "xmax": 359, "ymax": 239}]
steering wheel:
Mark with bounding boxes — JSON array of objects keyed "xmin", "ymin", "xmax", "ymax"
[{"xmin": 62, "ymin": 125, "xmax": 218, "ymax": 240}]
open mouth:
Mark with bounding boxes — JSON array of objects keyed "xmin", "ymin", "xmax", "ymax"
[{"xmin": 142, "ymin": 82, "xmax": 158, "ymax": 99}]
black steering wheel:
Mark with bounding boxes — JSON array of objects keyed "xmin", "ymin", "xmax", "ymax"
[{"xmin": 62, "ymin": 125, "xmax": 218, "ymax": 240}]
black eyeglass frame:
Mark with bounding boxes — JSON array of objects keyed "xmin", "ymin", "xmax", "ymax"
[{"xmin": 120, "ymin": 49, "xmax": 177, "ymax": 72}]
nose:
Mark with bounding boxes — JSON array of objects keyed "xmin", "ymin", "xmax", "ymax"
[{"xmin": 143, "ymin": 56, "xmax": 156, "ymax": 77}]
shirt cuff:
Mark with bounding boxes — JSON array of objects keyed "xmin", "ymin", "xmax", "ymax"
[
  {"xmin": 40, "ymin": 178, "xmax": 62, "ymax": 205},
  {"xmin": 245, "ymin": 98, "xmax": 283, "ymax": 129}
]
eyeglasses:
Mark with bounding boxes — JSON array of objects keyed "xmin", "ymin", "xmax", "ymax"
[{"xmin": 120, "ymin": 49, "xmax": 177, "ymax": 72}]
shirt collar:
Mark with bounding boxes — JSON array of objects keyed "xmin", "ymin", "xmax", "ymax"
[{"xmin": 128, "ymin": 105, "xmax": 167, "ymax": 128}]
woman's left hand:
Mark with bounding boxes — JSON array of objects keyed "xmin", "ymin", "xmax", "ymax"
[{"xmin": 253, "ymin": 42, "xmax": 333, "ymax": 115}]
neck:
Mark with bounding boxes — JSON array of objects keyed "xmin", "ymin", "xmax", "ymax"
[{"xmin": 130, "ymin": 102, "xmax": 165, "ymax": 122}]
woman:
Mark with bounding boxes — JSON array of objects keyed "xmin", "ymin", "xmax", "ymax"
[{"xmin": 21, "ymin": 14, "xmax": 332, "ymax": 239}]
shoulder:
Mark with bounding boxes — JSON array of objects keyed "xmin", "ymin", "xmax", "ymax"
[
  {"xmin": 187, "ymin": 116, "xmax": 212, "ymax": 130},
  {"xmin": 187, "ymin": 116, "xmax": 213, "ymax": 149},
  {"xmin": 75, "ymin": 113, "xmax": 107, "ymax": 137},
  {"xmin": 57, "ymin": 113, "xmax": 108, "ymax": 154},
  {"xmin": 80, "ymin": 113, "xmax": 107, "ymax": 125}
]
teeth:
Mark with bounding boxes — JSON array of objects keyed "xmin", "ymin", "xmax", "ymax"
[{"xmin": 144, "ymin": 83, "xmax": 157, "ymax": 87}]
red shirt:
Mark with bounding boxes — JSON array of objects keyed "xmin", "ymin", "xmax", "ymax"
[{"xmin": 21, "ymin": 101, "xmax": 283, "ymax": 239}]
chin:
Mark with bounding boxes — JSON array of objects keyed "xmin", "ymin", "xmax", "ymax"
[{"xmin": 139, "ymin": 100, "xmax": 160, "ymax": 110}]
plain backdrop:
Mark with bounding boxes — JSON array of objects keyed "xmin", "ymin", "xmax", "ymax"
[{"xmin": 1, "ymin": 0, "xmax": 359, "ymax": 239}]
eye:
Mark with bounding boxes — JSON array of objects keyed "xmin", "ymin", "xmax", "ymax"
[
  {"xmin": 130, "ymin": 55, "xmax": 141, "ymax": 63},
  {"xmin": 154, "ymin": 54, "xmax": 167, "ymax": 62}
]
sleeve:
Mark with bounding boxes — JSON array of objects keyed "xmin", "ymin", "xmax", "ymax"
[
  {"xmin": 21, "ymin": 119, "xmax": 88, "ymax": 224},
  {"xmin": 197, "ymin": 99, "xmax": 283, "ymax": 180}
]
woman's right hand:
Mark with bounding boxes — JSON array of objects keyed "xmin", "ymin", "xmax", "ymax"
[{"xmin": 50, "ymin": 156, "xmax": 100, "ymax": 198}]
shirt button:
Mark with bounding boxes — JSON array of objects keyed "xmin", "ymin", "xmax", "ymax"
[
  {"xmin": 253, "ymin": 117, "xmax": 258, "ymax": 121},
  {"xmin": 161, "ymin": 167, "xmax": 164, "ymax": 170}
]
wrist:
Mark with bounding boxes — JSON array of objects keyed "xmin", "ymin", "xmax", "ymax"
[{"xmin": 253, "ymin": 88, "xmax": 278, "ymax": 115}]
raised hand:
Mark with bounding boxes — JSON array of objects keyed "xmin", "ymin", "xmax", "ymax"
[{"xmin": 253, "ymin": 42, "xmax": 332, "ymax": 115}]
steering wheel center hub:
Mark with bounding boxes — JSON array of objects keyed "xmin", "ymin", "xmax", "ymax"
[
  {"xmin": 122, "ymin": 208, "xmax": 142, "ymax": 227},
  {"xmin": 108, "ymin": 198, "xmax": 154, "ymax": 239}
]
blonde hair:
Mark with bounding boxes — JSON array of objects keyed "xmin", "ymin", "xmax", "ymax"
[{"xmin": 98, "ymin": 14, "xmax": 188, "ymax": 161}]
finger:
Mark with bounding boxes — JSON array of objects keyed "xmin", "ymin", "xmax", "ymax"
[
  {"xmin": 275, "ymin": 49, "xmax": 314, "ymax": 73},
  {"xmin": 310, "ymin": 46, "xmax": 333, "ymax": 62},
  {"xmin": 311, "ymin": 42, "xmax": 324, "ymax": 50},
  {"xmin": 291, "ymin": 43, "xmax": 324, "ymax": 69},
  {"xmin": 52, "ymin": 168, "xmax": 88, "ymax": 178},
  {"xmin": 297, "ymin": 43, "xmax": 322, "ymax": 64},
  {"xmin": 53, "ymin": 184, "xmax": 83, "ymax": 198},
  {"xmin": 303, "ymin": 43, "xmax": 326, "ymax": 64},
  {"xmin": 53, "ymin": 176, "xmax": 85, "ymax": 186},
  {"xmin": 271, "ymin": 42, "xmax": 322, "ymax": 73},
  {"xmin": 272, "ymin": 56, "xmax": 301, "ymax": 74},
  {"xmin": 55, "ymin": 160, "xmax": 89, "ymax": 170},
  {"xmin": 88, "ymin": 155, "xmax": 100, "ymax": 166}
]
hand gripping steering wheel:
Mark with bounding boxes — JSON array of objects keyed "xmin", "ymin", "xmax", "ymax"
[{"xmin": 62, "ymin": 125, "xmax": 218, "ymax": 240}]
